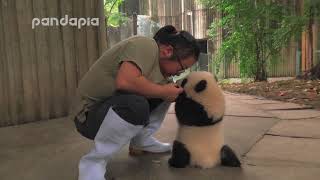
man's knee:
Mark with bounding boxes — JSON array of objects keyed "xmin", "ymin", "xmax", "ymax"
[{"xmin": 112, "ymin": 94, "xmax": 150, "ymax": 126}]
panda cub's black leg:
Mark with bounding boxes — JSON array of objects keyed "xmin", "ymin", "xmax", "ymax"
[
  {"xmin": 220, "ymin": 145, "xmax": 241, "ymax": 167},
  {"xmin": 168, "ymin": 140, "xmax": 190, "ymax": 168}
]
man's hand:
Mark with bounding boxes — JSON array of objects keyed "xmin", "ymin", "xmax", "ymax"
[{"xmin": 161, "ymin": 83, "xmax": 183, "ymax": 102}]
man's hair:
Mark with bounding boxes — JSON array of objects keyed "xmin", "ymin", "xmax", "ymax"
[{"xmin": 153, "ymin": 25, "xmax": 200, "ymax": 61}]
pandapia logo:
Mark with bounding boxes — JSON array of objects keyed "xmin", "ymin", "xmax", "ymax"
[{"xmin": 32, "ymin": 15, "xmax": 99, "ymax": 29}]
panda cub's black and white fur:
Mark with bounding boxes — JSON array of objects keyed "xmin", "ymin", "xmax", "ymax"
[{"xmin": 168, "ymin": 71, "xmax": 241, "ymax": 169}]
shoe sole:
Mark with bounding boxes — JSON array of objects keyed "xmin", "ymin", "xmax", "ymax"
[{"xmin": 129, "ymin": 147, "xmax": 171, "ymax": 156}]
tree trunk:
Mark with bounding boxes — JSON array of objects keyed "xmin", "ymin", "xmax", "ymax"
[
  {"xmin": 255, "ymin": 58, "xmax": 268, "ymax": 81},
  {"xmin": 255, "ymin": 33, "xmax": 268, "ymax": 82}
]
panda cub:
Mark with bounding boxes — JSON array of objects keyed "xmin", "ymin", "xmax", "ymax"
[{"xmin": 168, "ymin": 71, "xmax": 241, "ymax": 169}]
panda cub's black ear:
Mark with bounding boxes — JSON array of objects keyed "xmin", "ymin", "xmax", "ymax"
[{"xmin": 194, "ymin": 80, "xmax": 207, "ymax": 92}]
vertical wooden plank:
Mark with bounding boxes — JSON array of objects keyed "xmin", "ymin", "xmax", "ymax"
[
  {"xmin": 289, "ymin": 44, "xmax": 293, "ymax": 76},
  {"xmin": 286, "ymin": 46, "xmax": 290, "ymax": 76},
  {"xmin": 286, "ymin": 45, "xmax": 290, "ymax": 76},
  {"xmin": 46, "ymin": 0, "xmax": 68, "ymax": 118},
  {"xmin": 287, "ymin": 46, "xmax": 291, "ymax": 76},
  {"xmin": 97, "ymin": 0, "xmax": 107, "ymax": 55},
  {"xmin": 158, "ymin": 0, "xmax": 162, "ymax": 17},
  {"xmin": 32, "ymin": 0, "xmax": 51, "ymax": 120},
  {"xmin": 290, "ymin": 42, "xmax": 295, "ymax": 76},
  {"xmin": 0, "ymin": 0, "xmax": 10, "ymax": 126},
  {"xmin": 1, "ymin": 0, "xmax": 24, "ymax": 125},
  {"xmin": 302, "ymin": 31, "xmax": 306, "ymax": 72},
  {"xmin": 151, "ymin": 0, "xmax": 158, "ymax": 21},
  {"xmin": 283, "ymin": 48, "xmax": 286, "ymax": 76},
  {"xmin": 280, "ymin": 49, "xmax": 283, "ymax": 77},
  {"xmin": 312, "ymin": 23, "xmax": 318, "ymax": 65},
  {"xmin": 289, "ymin": 44, "xmax": 292, "ymax": 76},
  {"xmin": 165, "ymin": 0, "xmax": 169, "ymax": 18},
  {"xmin": 85, "ymin": 0, "xmax": 99, "ymax": 67},
  {"xmin": 73, "ymin": 0, "xmax": 89, "ymax": 80},
  {"xmin": 284, "ymin": 48, "xmax": 287, "ymax": 76},
  {"xmin": 60, "ymin": 0, "xmax": 77, "ymax": 113},
  {"xmin": 16, "ymin": 0, "xmax": 41, "ymax": 123},
  {"xmin": 315, "ymin": 22, "xmax": 319, "ymax": 64},
  {"xmin": 293, "ymin": 42, "xmax": 297, "ymax": 76}
]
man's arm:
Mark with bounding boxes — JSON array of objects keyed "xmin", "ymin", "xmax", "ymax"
[{"xmin": 115, "ymin": 61, "xmax": 181, "ymax": 102}]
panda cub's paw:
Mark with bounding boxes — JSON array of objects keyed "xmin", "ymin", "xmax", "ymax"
[
  {"xmin": 168, "ymin": 141, "xmax": 190, "ymax": 168},
  {"xmin": 220, "ymin": 145, "xmax": 241, "ymax": 167}
]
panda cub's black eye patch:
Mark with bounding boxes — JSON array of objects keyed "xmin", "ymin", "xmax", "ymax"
[
  {"xmin": 181, "ymin": 78, "xmax": 188, "ymax": 88},
  {"xmin": 194, "ymin": 80, "xmax": 207, "ymax": 92}
]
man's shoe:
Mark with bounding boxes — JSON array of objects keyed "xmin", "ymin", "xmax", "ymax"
[
  {"xmin": 129, "ymin": 137, "xmax": 171, "ymax": 155},
  {"xmin": 129, "ymin": 102, "xmax": 171, "ymax": 156}
]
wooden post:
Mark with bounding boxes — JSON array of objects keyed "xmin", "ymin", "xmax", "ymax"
[
  {"xmin": 296, "ymin": 48, "xmax": 301, "ymax": 76},
  {"xmin": 0, "ymin": 0, "xmax": 10, "ymax": 126},
  {"xmin": 1, "ymin": 0, "xmax": 23, "ymax": 125},
  {"xmin": 46, "ymin": 0, "xmax": 68, "ymax": 117},
  {"xmin": 33, "ymin": 0, "xmax": 51, "ymax": 121},
  {"xmin": 312, "ymin": 22, "xmax": 318, "ymax": 65},
  {"xmin": 61, "ymin": 0, "xmax": 77, "ymax": 113},
  {"xmin": 16, "ymin": 0, "xmax": 41, "ymax": 122},
  {"xmin": 133, "ymin": 12, "xmax": 138, "ymax": 35},
  {"xmin": 302, "ymin": 31, "xmax": 307, "ymax": 72},
  {"xmin": 98, "ymin": 0, "xmax": 107, "ymax": 55}
]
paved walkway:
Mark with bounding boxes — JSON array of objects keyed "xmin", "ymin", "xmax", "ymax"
[{"xmin": 1, "ymin": 92, "xmax": 320, "ymax": 180}]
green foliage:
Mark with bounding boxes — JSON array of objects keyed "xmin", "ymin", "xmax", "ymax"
[
  {"xmin": 104, "ymin": 0, "xmax": 128, "ymax": 27},
  {"xmin": 199, "ymin": 0, "xmax": 307, "ymax": 81},
  {"xmin": 304, "ymin": 0, "xmax": 320, "ymax": 18}
]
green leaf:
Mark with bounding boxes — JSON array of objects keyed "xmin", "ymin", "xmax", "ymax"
[{"xmin": 104, "ymin": 0, "xmax": 127, "ymax": 27}]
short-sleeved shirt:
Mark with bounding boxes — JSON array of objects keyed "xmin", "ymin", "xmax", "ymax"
[{"xmin": 71, "ymin": 36, "xmax": 168, "ymax": 123}]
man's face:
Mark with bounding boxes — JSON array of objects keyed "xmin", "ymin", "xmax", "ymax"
[
  {"xmin": 158, "ymin": 44, "xmax": 197, "ymax": 77},
  {"xmin": 159, "ymin": 55, "xmax": 196, "ymax": 77}
]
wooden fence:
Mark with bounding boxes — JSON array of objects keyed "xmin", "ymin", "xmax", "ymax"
[
  {"xmin": 0, "ymin": 0, "xmax": 107, "ymax": 126},
  {"xmin": 219, "ymin": 43, "xmax": 298, "ymax": 78},
  {"xmin": 157, "ymin": 0, "xmax": 215, "ymax": 39}
]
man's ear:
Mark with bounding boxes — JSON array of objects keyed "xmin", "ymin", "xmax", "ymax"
[{"xmin": 162, "ymin": 45, "xmax": 174, "ymax": 58}]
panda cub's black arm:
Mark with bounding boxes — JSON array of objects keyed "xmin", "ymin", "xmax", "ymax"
[
  {"xmin": 168, "ymin": 140, "xmax": 190, "ymax": 168},
  {"xmin": 175, "ymin": 92, "xmax": 215, "ymax": 126}
]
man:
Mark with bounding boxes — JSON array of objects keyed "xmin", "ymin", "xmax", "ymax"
[{"xmin": 73, "ymin": 25, "xmax": 200, "ymax": 180}]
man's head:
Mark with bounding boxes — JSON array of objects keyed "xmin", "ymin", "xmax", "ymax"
[{"xmin": 154, "ymin": 25, "xmax": 200, "ymax": 77}]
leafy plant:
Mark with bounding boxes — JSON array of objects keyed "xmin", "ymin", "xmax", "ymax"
[
  {"xmin": 199, "ymin": 0, "xmax": 306, "ymax": 81},
  {"xmin": 104, "ymin": 0, "xmax": 128, "ymax": 27}
]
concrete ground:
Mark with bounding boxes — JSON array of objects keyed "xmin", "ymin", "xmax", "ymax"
[{"xmin": 1, "ymin": 92, "xmax": 320, "ymax": 180}]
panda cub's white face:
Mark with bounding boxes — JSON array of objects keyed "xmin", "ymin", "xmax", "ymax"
[
  {"xmin": 182, "ymin": 71, "xmax": 219, "ymax": 101},
  {"xmin": 175, "ymin": 71, "xmax": 225, "ymax": 126}
]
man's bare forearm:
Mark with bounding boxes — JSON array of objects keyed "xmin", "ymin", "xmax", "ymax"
[{"xmin": 116, "ymin": 75, "xmax": 166, "ymax": 99}]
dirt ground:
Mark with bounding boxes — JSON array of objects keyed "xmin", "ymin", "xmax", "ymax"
[{"xmin": 220, "ymin": 79, "xmax": 320, "ymax": 110}]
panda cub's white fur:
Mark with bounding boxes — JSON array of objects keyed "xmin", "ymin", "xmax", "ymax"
[
  {"xmin": 177, "ymin": 123, "xmax": 224, "ymax": 168},
  {"xmin": 168, "ymin": 71, "xmax": 240, "ymax": 169}
]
